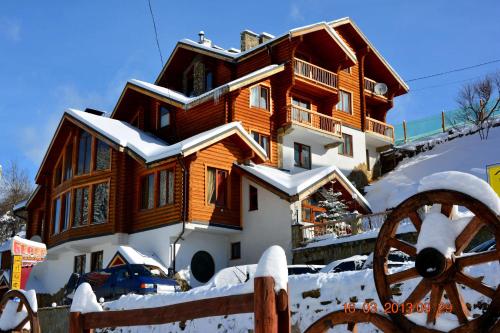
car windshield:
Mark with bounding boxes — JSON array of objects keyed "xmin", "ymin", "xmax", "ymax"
[{"xmin": 130, "ymin": 265, "xmax": 168, "ymax": 278}]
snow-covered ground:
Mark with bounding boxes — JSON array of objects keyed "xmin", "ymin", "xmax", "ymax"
[{"xmin": 366, "ymin": 125, "xmax": 500, "ymax": 212}]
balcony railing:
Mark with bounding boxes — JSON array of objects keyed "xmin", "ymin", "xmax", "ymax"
[
  {"xmin": 287, "ymin": 105, "xmax": 342, "ymax": 137},
  {"xmin": 365, "ymin": 117, "xmax": 395, "ymax": 141},
  {"xmin": 364, "ymin": 77, "xmax": 388, "ymax": 98},
  {"xmin": 293, "ymin": 58, "xmax": 338, "ymax": 89}
]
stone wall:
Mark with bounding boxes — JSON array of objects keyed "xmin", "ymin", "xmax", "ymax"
[{"xmin": 38, "ymin": 306, "xmax": 69, "ymax": 333}]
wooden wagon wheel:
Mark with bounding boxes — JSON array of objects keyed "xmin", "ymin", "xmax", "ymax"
[
  {"xmin": 304, "ymin": 309, "xmax": 400, "ymax": 333},
  {"xmin": 373, "ymin": 190, "xmax": 500, "ymax": 333},
  {"xmin": 0, "ymin": 290, "xmax": 40, "ymax": 333}
]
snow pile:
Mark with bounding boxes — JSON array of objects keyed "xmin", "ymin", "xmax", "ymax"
[
  {"xmin": 204, "ymin": 264, "xmax": 257, "ymax": 289},
  {"xmin": 254, "ymin": 245, "xmax": 288, "ymax": 292},
  {"xmin": 365, "ymin": 125, "xmax": 500, "ymax": 212},
  {"xmin": 70, "ymin": 283, "xmax": 103, "ymax": 313},
  {"xmin": 419, "ymin": 171, "xmax": 500, "ymax": 215},
  {"xmin": 0, "ymin": 290, "xmax": 37, "ymax": 331},
  {"xmin": 117, "ymin": 246, "xmax": 169, "ymax": 275}
]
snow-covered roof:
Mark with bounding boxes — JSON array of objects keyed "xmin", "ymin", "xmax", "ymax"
[
  {"xmin": 236, "ymin": 163, "xmax": 371, "ymax": 211},
  {"xmin": 63, "ymin": 109, "xmax": 267, "ymax": 164},
  {"xmin": 122, "ymin": 63, "xmax": 285, "ymax": 112},
  {"xmin": 329, "ymin": 17, "xmax": 409, "ymax": 92},
  {"xmin": 12, "ymin": 200, "xmax": 27, "ymax": 212},
  {"xmin": 116, "ymin": 246, "xmax": 169, "ymax": 275},
  {"xmin": 156, "ymin": 20, "xmax": 357, "ymax": 84}
]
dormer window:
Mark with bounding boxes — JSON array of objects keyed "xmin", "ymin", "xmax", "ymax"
[
  {"xmin": 250, "ymin": 85, "xmax": 270, "ymax": 110},
  {"xmin": 160, "ymin": 107, "xmax": 170, "ymax": 128}
]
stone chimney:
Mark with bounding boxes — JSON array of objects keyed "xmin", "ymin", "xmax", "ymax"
[
  {"xmin": 259, "ymin": 32, "xmax": 274, "ymax": 44},
  {"xmin": 240, "ymin": 30, "xmax": 259, "ymax": 51}
]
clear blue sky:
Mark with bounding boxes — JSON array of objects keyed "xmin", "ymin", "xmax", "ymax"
[{"xmin": 1, "ymin": 1, "xmax": 499, "ymax": 181}]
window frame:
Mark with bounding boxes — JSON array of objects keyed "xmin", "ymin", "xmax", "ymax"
[
  {"xmin": 140, "ymin": 173, "xmax": 155, "ymax": 210},
  {"xmin": 76, "ymin": 131, "xmax": 92, "ymax": 176},
  {"xmin": 73, "ymin": 186, "xmax": 90, "ymax": 228},
  {"xmin": 249, "ymin": 185, "xmax": 258, "ymax": 211},
  {"xmin": 230, "ymin": 242, "xmax": 241, "ymax": 260},
  {"xmin": 158, "ymin": 168, "xmax": 175, "ymax": 207},
  {"xmin": 74, "ymin": 254, "xmax": 86, "ymax": 275},
  {"xmin": 338, "ymin": 133, "xmax": 354, "ymax": 157},
  {"xmin": 92, "ymin": 181, "xmax": 110, "ymax": 225},
  {"xmin": 206, "ymin": 166, "xmax": 229, "ymax": 208},
  {"xmin": 250, "ymin": 131, "xmax": 270, "ymax": 157},
  {"xmin": 294, "ymin": 142, "xmax": 312, "ymax": 169},
  {"xmin": 249, "ymin": 84, "xmax": 271, "ymax": 111},
  {"xmin": 94, "ymin": 138, "xmax": 111, "ymax": 172},
  {"xmin": 336, "ymin": 90, "xmax": 353, "ymax": 114},
  {"xmin": 52, "ymin": 196, "xmax": 62, "ymax": 235},
  {"xmin": 90, "ymin": 251, "xmax": 103, "ymax": 272},
  {"xmin": 159, "ymin": 106, "xmax": 171, "ymax": 129}
]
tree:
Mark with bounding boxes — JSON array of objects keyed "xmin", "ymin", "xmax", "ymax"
[
  {"xmin": 454, "ymin": 72, "xmax": 500, "ymax": 140},
  {"xmin": 315, "ymin": 181, "xmax": 353, "ymax": 223},
  {"xmin": 0, "ymin": 161, "xmax": 32, "ymax": 242}
]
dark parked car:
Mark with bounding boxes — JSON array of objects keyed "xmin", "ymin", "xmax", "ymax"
[
  {"xmin": 287, "ymin": 265, "xmax": 324, "ymax": 275},
  {"xmin": 470, "ymin": 239, "xmax": 496, "ymax": 253},
  {"xmin": 64, "ymin": 264, "xmax": 179, "ymax": 303}
]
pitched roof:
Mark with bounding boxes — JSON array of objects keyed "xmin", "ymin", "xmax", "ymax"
[
  {"xmin": 235, "ymin": 163, "xmax": 372, "ymax": 212},
  {"xmin": 155, "ymin": 20, "xmax": 357, "ymax": 84},
  {"xmin": 330, "ymin": 17, "xmax": 409, "ymax": 92},
  {"xmin": 121, "ymin": 63, "xmax": 285, "ymax": 113}
]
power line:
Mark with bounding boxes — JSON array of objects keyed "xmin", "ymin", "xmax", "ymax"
[
  {"xmin": 406, "ymin": 59, "xmax": 500, "ymax": 82},
  {"xmin": 408, "ymin": 74, "xmax": 485, "ymax": 93},
  {"xmin": 147, "ymin": 0, "xmax": 163, "ymax": 66}
]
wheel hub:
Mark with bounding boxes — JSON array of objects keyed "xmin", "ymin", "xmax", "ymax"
[{"xmin": 415, "ymin": 247, "xmax": 447, "ymax": 278}]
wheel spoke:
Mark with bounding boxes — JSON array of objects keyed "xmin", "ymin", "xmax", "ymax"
[
  {"xmin": 347, "ymin": 322, "xmax": 357, "ymax": 332},
  {"xmin": 387, "ymin": 238, "xmax": 417, "ymax": 257},
  {"xmin": 444, "ymin": 283, "xmax": 469, "ymax": 324},
  {"xmin": 456, "ymin": 249, "xmax": 500, "ymax": 269},
  {"xmin": 441, "ymin": 204, "xmax": 453, "ymax": 218},
  {"xmin": 404, "ymin": 278, "xmax": 431, "ymax": 308},
  {"xmin": 455, "ymin": 217, "xmax": 484, "ymax": 254},
  {"xmin": 455, "ymin": 271, "xmax": 496, "ymax": 299},
  {"xmin": 427, "ymin": 284, "xmax": 444, "ymax": 325},
  {"xmin": 408, "ymin": 212, "xmax": 422, "ymax": 232},
  {"xmin": 387, "ymin": 267, "xmax": 419, "ymax": 284}
]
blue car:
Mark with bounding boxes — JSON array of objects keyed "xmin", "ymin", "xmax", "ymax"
[{"xmin": 64, "ymin": 264, "xmax": 179, "ymax": 302}]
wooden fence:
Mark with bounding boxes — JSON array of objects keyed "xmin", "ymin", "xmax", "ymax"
[{"xmin": 69, "ymin": 276, "xmax": 290, "ymax": 333}]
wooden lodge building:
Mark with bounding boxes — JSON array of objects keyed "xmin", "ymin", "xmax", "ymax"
[{"xmin": 25, "ymin": 18, "xmax": 408, "ymax": 292}]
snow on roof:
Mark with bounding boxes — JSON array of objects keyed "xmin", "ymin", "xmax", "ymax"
[
  {"xmin": 12, "ymin": 200, "xmax": 27, "ymax": 212},
  {"xmin": 0, "ymin": 236, "xmax": 46, "ymax": 253},
  {"xmin": 116, "ymin": 246, "xmax": 169, "ymax": 275},
  {"xmin": 236, "ymin": 163, "xmax": 371, "ymax": 210},
  {"xmin": 129, "ymin": 63, "xmax": 284, "ymax": 110},
  {"xmin": 66, "ymin": 109, "xmax": 267, "ymax": 164}
]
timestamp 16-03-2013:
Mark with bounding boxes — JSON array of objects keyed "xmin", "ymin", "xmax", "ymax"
[{"xmin": 343, "ymin": 301, "xmax": 453, "ymax": 315}]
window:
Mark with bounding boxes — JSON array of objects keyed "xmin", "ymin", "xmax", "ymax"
[
  {"xmin": 336, "ymin": 90, "xmax": 352, "ymax": 114},
  {"xmin": 64, "ymin": 143, "xmax": 73, "ymax": 181},
  {"xmin": 294, "ymin": 143, "xmax": 311, "ymax": 169},
  {"xmin": 74, "ymin": 255, "xmax": 86, "ymax": 275},
  {"xmin": 338, "ymin": 133, "xmax": 353, "ymax": 157},
  {"xmin": 158, "ymin": 169, "xmax": 174, "ymax": 206},
  {"xmin": 95, "ymin": 139, "xmax": 110, "ymax": 171},
  {"xmin": 249, "ymin": 185, "xmax": 258, "ymax": 211},
  {"xmin": 159, "ymin": 106, "xmax": 170, "ymax": 128},
  {"xmin": 231, "ymin": 242, "xmax": 241, "ymax": 260},
  {"xmin": 141, "ymin": 174, "xmax": 155, "ymax": 209},
  {"xmin": 205, "ymin": 71, "xmax": 213, "ymax": 91},
  {"xmin": 77, "ymin": 131, "xmax": 92, "ymax": 175},
  {"xmin": 52, "ymin": 197, "xmax": 61, "ymax": 235},
  {"xmin": 54, "ymin": 162, "xmax": 62, "ymax": 186},
  {"xmin": 251, "ymin": 132, "xmax": 270, "ymax": 156},
  {"xmin": 342, "ymin": 67, "xmax": 351, "ymax": 74},
  {"xmin": 62, "ymin": 192, "xmax": 71, "ymax": 231},
  {"xmin": 91, "ymin": 251, "xmax": 103, "ymax": 272},
  {"xmin": 291, "ymin": 97, "xmax": 311, "ymax": 123},
  {"xmin": 93, "ymin": 183, "xmax": 109, "ymax": 224},
  {"xmin": 250, "ymin": 85, "xmax": 270, "ymax": 110},
  {"xmin": 206, "ymin": 167, "xmax": 228, "ymax": 207},
  {"xmin": 190, "ymin": 251, "xmax": 215, "ymax": 283},
  {"xmin": 73, "ymin": 187, "xmax": 89, "ymax": 227}
]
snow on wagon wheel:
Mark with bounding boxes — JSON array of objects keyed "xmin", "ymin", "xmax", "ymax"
[
  {"xmin": 373, "ymin": 189, "xmax": 500, "ymax": 333},
  {"xmin": 0, "ymin": 289, "xmax": 40, "ymax": 333}
]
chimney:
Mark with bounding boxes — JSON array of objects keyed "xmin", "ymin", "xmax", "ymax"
[
  {"xmin": 259, "ymin": 32, "xmax": 274, "ymax": 44},
  {"xmin": 84, "ymin": 108, "xmax": 105, "ymax": 116},
  {"xmin": 197, "ymin": 31, "xmax": 212, "ymax": 47},
  {"xmin": 240, "ymin": 30, "xmax": 259, "ymax": 51}
]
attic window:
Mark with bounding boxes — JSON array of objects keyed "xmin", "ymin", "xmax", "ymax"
[{"xmin": 159, "ymin": 107, "xmax": 170, "ymax": 128}]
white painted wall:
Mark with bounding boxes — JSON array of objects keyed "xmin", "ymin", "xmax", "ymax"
[
  {"xmin": 282, "ymin": 126, "xmax": 370, "ymax": 176},
  {"xmin": 229, "ymin": 178, "xmax": 295, "ymax": 266}
]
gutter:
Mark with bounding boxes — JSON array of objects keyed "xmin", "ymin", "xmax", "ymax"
[{"xmin": 172, "ymin": 155, "xmax": 189, "ymax": 275}]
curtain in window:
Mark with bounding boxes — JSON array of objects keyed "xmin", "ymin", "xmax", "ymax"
[
  {"xmin": 302, "ymin": 145, "xmax": 311, "ymax": 168},
  {"xmin": 250, "ymin": 86, "xmax": 259, "ymax": 107},
  {"xmin": 216, "ymin": 170, "xmax": 227, "ymax": 207},
  {"xmin": 260, "ymin": 87, "xmax": 268, "ymax": 109},
  {"xmin": 167, "ymin": 170, "xmax": 174, "ymax": 204},
  {"xmin": 207, "ymin": 168, "xmax": 216, "ymax": 204}
]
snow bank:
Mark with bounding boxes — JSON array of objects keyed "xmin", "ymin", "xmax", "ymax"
[
  {"xmin": 70, "ymin": 283, "xmax": 103, "ymax": 313},
  {"xmin": 419, "ymin": 171, "xmax": 500, "ymax": 215},
  {"xmin": 205, "ymin": 264, "xmax": 257, "ymax": 289},
  {"xmin": 365, "ymin": 126, "xmax": 500, "ymax": 212},
  {"xmin": 254, "ymin": 245, "xmax": 288, "ymax": 292}
]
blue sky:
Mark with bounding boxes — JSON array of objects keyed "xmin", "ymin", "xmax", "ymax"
[{"xmin": 1, "ymin": 0, "xmax": 499, "ymax": 181}]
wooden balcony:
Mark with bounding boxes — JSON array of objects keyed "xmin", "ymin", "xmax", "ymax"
[
  {"xmin": 286, "ymin": 105, "xmax": 342, "ymax": 139},
  {"xmin": 365, "ymin": 117, "xmax": 395, "ymax": 145},
  {"xmin": 364, "ymin": 77, "xmax": 388, "ymax": 99},
  {"xmin": 293, "ymin": 58, "xmax": 338, "ymax": 94}
]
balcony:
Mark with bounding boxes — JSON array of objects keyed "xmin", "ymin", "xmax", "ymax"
[
  {"xmin": 365, "ymin": 117, "xmax": 395, "ymax": 146},
  {"xmin": 283, "ymin": 105, "xmax": 343, "ymax": 147},
  {"xmin": 364, "ymin": 77, "xmax": 388, "ymax": 101},
  {"xmin": 293, "ymin": 58, "xmax": 338, "ymax": 95}
]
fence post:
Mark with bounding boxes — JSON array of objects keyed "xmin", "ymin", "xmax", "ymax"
[
  {"xmin": 441, "ymin": 111, "xmax": 446, "ymax": 132},
  {"xmin": 277, "ymin": 287, "xmax": 291, "ymax": 333},
  {"xmin": 254, "ymin": 276, "xmax": 278, "ymax": 333},
  {"xmin": 403, "ymin": 120, "xmax": 407, "ymax": 143},
  {"xmin": 69, "ymin": 311, "xmax": 91, "ymax": 333}
]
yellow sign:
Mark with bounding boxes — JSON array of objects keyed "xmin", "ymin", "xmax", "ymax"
[
  {"xmin": 487, "ymin": 163, "xmax": 500, "ymax": 197},
  {"xmin": 11, "ymin": 255, "xmax": 22, "ymax": 290}
]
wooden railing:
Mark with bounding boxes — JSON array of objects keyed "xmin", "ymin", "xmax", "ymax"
[
  {"xmin": 293, "ymin": 58, "xmax": 338, "ymax": 89},
  {"xmin": 69, "ymin": 276, "xmax": 290, "ymax": 333},
  {"xmin": 287, "ymin": 105, "xmax": 342, "ymax": 137},
  {"xmin": 365, "ymin": 117, "xmax": 395, "ymax": 141},
  {"xmin": 364, "ymin": 77, "xmax": 388, "ymax": 97}
]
